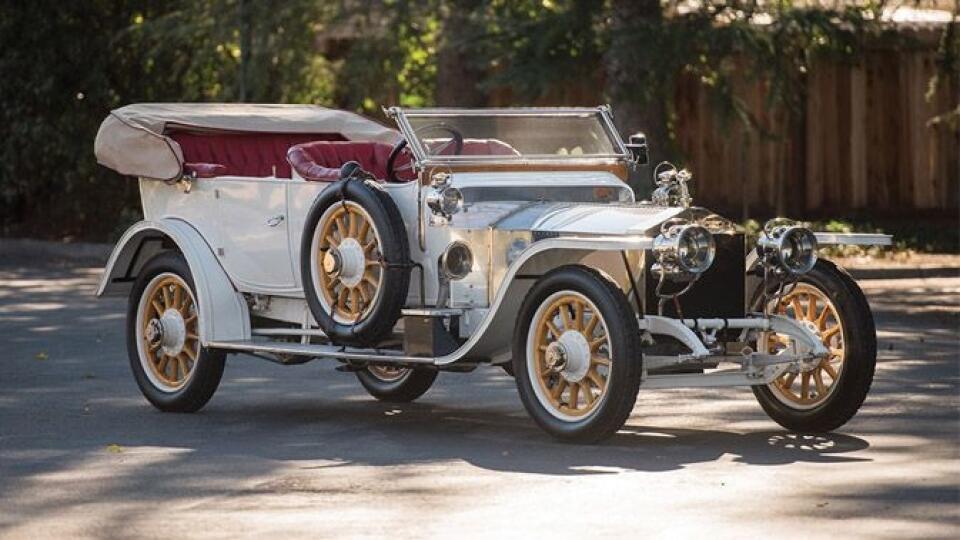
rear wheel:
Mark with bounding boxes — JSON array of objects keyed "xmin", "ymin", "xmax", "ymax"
[
  {"xmin": 126, "ymin": 252, "xmax": 225, "ymax": 412},
  {"xmin": 513, "ymin": 265, "xmax": 642, "ymax": 443},
  {"xmin": 752, "ymin": 260, "xmax": 876, "ymax": 432},
  {"xmin": 356, "ymin": 365, "xmax": 438, "ymax": 403}
]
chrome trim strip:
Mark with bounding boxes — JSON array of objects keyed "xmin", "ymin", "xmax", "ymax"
[
  {"xmin": 598, "ymin": 104, "xmax": 629, "ymax": 156},
  {"xmin": 420, "ymin": 157, "xmax": 627, "ymax": 168},
  {"xmin": 401, "ymin": 307, "xmax": 465, "ymax": 317},
  {"xmin": 398, "ymin": 107, "xmax": 610, "ymax": 116},
  {"xmin": 421, "ymin": 153, "xmax": 627, "ymax": 162},
  {"xmin": 386, "ymin": 106, "xmax": 430, "ymax": 163},
  {"xmin": 251, "ymin": 328, "xmax": 328, "ymax": 337},
  {"xmin": 208, "ymin": 340, "xmax": 437, "ymax": 364}
]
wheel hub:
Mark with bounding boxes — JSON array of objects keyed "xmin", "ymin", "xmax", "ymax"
[
  {"xmin": 322, "ymin": 248, "xmax": 342, "ymax": 276},
  {"xmin": 556, "ymin": 330, "xmax": 592, "ymax": 383},
  {"xmin": 145, "ymin": 318, "xmax": 163, "ymax": 346},
  {"xmin": 544, "ymin": 342, "xmax": 568, "ymax": 372},
  {"xmin": 337, "ymin": 238, "xmax": 366, "ymax": 287},
  {"xmin": 158, "ymin": 308, "xmax": 187, "ymax": 356}
]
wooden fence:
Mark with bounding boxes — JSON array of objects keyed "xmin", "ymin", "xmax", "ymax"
[{"xmin": 672, "ymin": 34, "xmax": 958, "ymax": 220}]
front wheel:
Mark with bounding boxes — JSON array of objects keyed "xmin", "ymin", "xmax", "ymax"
[
  {"xmin": 513, "ymin": 265, "xmax": 642, "ymax": 443},
  {"xmin": 752, "ymin": 260, "xmax": 877, "ymax": 432},
  {"xmin": 355, "ymin": 365, "xmax": 438, "ymax": 403}
]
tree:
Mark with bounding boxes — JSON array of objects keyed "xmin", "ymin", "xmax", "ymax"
[
  {"xmin": 435, "ymin": 0, "xmax": 488, "ymax": 106},
  {"xmin": 605, "ymin": 0, "xmax": 672, "ymax": 191}
]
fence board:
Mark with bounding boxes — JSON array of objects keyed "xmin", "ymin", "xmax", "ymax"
[{"xmin": 672, "ymin": 42, "xmax": 957, "ymax": 218}]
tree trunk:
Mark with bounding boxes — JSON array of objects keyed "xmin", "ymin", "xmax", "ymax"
[
  {"xmin": 605, "ymin": 0, "xmax": 670, "ymax": 196},
  {"xmin": 435, "ymin": 0, "xmax": 487, "ymax": 107},
  {"xmin": 238, "ymin": 0, "xmax": 252, "ymax": 102}
]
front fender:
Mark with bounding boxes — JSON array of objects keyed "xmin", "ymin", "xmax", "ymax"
[
  {"xmin": 440, "ymin": 235, "xmax": 651, "ymax": 364},
  {"xmin": 746, "ymin": 232, "xmax": 892, "ymax": 271},
  {"xmin": 97, "ymin": 219, "xmax": 251, "ymax": 344}
]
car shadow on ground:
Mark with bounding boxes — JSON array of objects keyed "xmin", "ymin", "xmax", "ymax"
[
  {"xmin": 191, "ymin": 397, "xmax": 873, "ymax": 476},
  {"xmin": 0, "ymin": 393, "xmax": 872, "ymax": 487}
]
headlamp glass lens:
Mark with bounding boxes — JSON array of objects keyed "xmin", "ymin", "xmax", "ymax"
[
  {"xmin": 442, "ymin": 242, "xmax": 473, "ymax": 280},
  {"xmin": 677, "ymin": 226, "xmax": 715, "ymax": 273},
  {"xmin": 440, "ymin": 187, "xmax": 463, "ymax": 215}
]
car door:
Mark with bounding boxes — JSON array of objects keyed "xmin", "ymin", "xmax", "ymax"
[{"xmin": 213, "ymin": 177, "xmax": 297, "ymax": 293}]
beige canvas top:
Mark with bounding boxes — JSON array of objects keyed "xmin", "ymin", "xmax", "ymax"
[{"xmin": 94, "ymin": 103, "xmax": 399, "ymax": 180}]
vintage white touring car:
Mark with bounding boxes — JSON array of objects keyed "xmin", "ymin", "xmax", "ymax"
[{"xmin": 95, "ymin": 104, "xmax": 890, "ymax": 442}]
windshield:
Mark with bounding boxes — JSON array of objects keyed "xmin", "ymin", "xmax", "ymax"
[{"xmin": 389, "ymin": 108, "xmax": 626, "ymax": 163}]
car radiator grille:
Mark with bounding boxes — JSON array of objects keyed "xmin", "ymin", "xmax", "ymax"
[{"xmin": 644, "ymin": 233, "xmax": 746, "ymax": 320}]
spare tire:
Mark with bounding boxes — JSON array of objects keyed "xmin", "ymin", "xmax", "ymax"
[{"xmin": 301, "ymin": 178, "xmax": 410, "ymax": 345}]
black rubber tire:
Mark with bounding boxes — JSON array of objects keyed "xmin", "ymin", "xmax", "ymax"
[
  {"xmin": 512, "ymin": 265, "xmax": 642, "ymax": 443},
  {"xmin": 126, "ymin": 252, "xmax": 226, "ymax": 413},
  {"xmin": 356, "ymin": 367, "xmax": 438, "ymax": 403},
  {"xmin": 751, "ymin": 259, "xmax": 877, "ymax": 432},
  {"xmin": 300, "ymin": 178, "xmax": 411, "ymax": 345}
]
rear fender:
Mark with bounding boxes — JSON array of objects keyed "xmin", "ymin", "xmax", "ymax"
[{"xmin": 97, "ymin": 219, "xmax": 251, "ymax": 344}]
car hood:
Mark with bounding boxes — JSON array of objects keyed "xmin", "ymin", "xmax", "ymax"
[{"xmin": 490, "ymin": 202, "xmax": 685, "ymax": 236}]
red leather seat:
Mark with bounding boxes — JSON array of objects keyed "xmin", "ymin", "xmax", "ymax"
[
  {"xmin": 287, "ymin": 138, "xmax": 519, "ymax": 182},
  {"xmin": 171, "ymin": 132, "xmax": 344, "ymax": 178},
  {"xmin": 287, "ymin": 141, "xmax": 415, "ymax": 182}
]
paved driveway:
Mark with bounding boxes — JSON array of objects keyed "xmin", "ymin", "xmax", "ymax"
[{"xmin": 0, "ymin": 258, "xmax": 957, "ymax": 539}]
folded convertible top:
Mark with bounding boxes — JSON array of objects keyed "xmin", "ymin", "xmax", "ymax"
[{"xmin": 94, "ymin": 103, "xmax": 399, "ymax": 181}]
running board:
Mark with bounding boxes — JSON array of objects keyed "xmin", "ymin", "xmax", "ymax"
[{"xmin": 206, "ymin": 340, "xmax": 437, "ymax": 365}]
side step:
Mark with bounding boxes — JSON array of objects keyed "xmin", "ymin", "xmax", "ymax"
[{"xmin": 206, "ymin": 340, "xmax": 436, "ymax": 365}]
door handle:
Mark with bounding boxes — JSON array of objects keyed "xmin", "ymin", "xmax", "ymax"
[{"xmin": 266, "ymin": 215, "xmax": 285, "ymax": 227}]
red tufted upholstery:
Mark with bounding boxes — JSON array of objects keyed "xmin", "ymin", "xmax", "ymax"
[
  {"xmin": 171, "ymin": 132, "xmax": 344, "ymax": 178},
  {"xmin": 287, "ymin": 141, "xmax": 415, "ymax": 182},
  {"xmin": 287, "ymin": 138, "xmax": 518, "ymax": 183}
]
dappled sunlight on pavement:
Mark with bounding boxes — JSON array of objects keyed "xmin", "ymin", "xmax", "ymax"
[{"xmin": 0, "ymin": 261, "xmax": 957, "ymax": 538}]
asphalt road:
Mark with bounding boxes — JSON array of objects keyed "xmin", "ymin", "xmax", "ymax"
[{"xmin": 1, "ymin": 257, "xmax": 957, "ymax": 539}]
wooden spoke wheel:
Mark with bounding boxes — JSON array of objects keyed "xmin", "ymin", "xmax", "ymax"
[
  {"xmin": 127, "ymin": 252, "xmax": 225, "ymax": 413},
  {"xmin": 513, "ymin": 266, "xmax": 642, "ymax": 443},
  {"xmin": 366, "ymin": 365, "xmax": 410, "ymax": 382},
  {"xmin": 355, "ymin": 364, "xmax": 438, "ymax": 403},
  {"xmin": 751, "ymin": 260, "xmax": 876, "ymax": 433},
  {"xmin": 135, "ymin": 273, "xmax": 200, "ymax": 392},
  {"xmin": 313, "ymin": 201, "xmax": 384, "ymax": 324},
  {"xmin": 301, "ymin": 179, "xmax": 410, "ymax": 345},
  {"xmin": 765, "ymin": 283, "xmax": 845, "ymax": 410},
  {"xmin": 529, "ymin": 291, "xmax": 612, "ymax": 420}
]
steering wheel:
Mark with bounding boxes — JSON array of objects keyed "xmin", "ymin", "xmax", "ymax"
[{"xmin": 386, "ymin": 124, "xmax": 464, "ymax": 182}]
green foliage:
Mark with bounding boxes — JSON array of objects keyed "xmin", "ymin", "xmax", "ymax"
[
  {"xmin": 475, "ymin": 0, "xmax": 606, "ymax": 102},
  {"xmin": 332, "ymin": 0, "xmax": 440, "ymax": 114},
  {"xmin": 0, "ymin": 0, "xmax": 336, "ymax": 240},
  {"xmin": 0, "ymin": 1, "xmax": 955, "ymax": 243}
]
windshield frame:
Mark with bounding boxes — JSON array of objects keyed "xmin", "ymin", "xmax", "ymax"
[{"xmin": 386, "ymin": 106, "xmax": 629, "ymax": 168}]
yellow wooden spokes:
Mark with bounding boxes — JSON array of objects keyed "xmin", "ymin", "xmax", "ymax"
[
  {"xmin": 316, "ymin": 202, "xmax": 384, "ymax": 321},
  {"xmin": 141, "ymin": 276, "xmax": 200, "ymax": 389},
  {"xmin": 532, "ymin": 294, "xmax": 611, "ymax": 417},
  {"xmin": 769, "ymin": 283, "xmax": 845, "ymax": 406}
]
